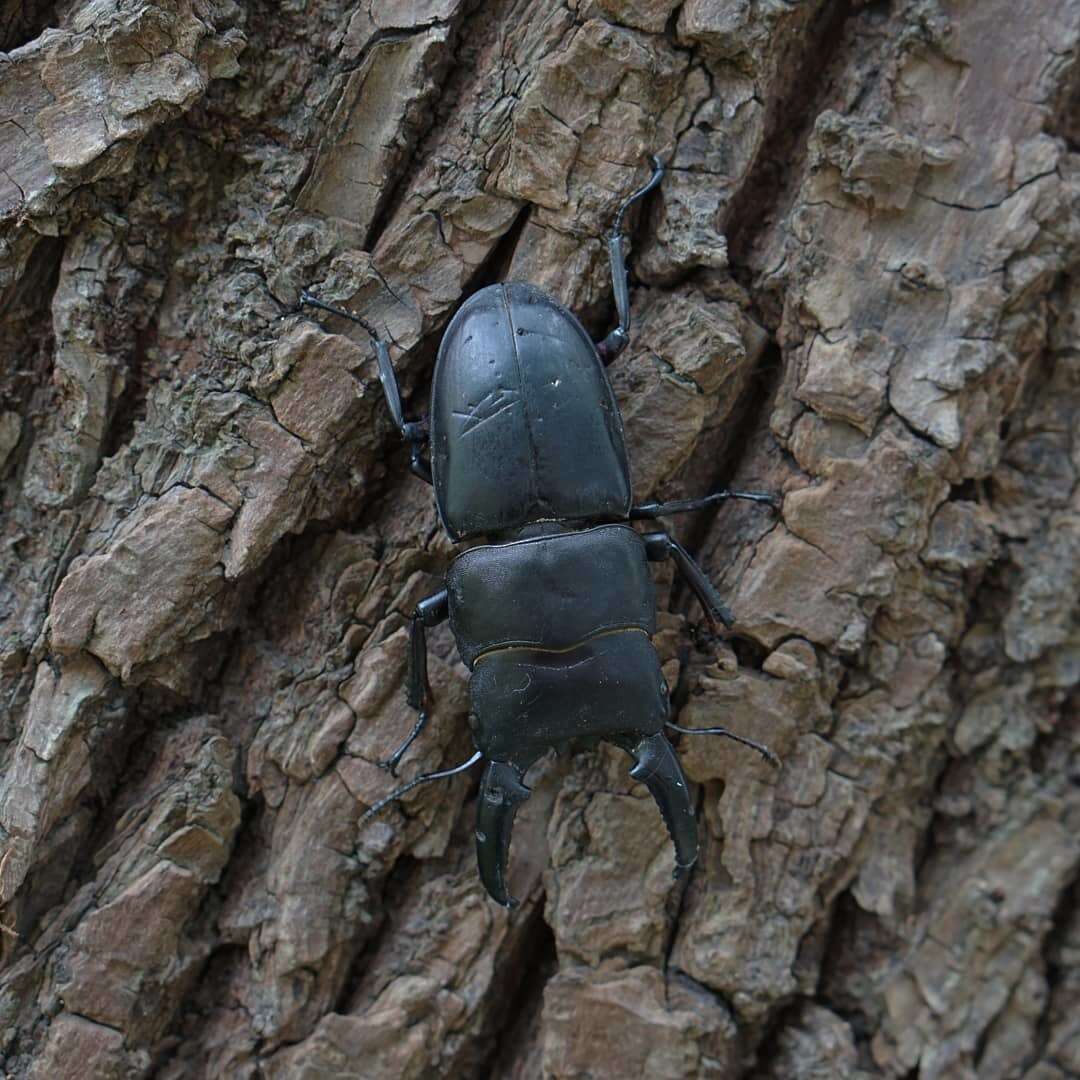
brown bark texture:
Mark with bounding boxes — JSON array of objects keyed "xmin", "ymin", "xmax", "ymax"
[{"xmin": 0, "ymin": 0, "xmax": 1078, "ymax": 1076}]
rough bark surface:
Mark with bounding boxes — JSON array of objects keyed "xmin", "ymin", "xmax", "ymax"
[{"xmin": 1, "ymin": 1, "xmax": 1078, "ymax": 1077}]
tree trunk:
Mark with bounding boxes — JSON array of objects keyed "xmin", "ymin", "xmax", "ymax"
[{"xmin": 1, "ymin": 1, "xmax": 1078, "ymax": 1076}]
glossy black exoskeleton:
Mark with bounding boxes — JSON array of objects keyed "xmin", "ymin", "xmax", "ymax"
[{"xmin": 301, "ymin": 158, "xmax": 778, "ymax": 907}]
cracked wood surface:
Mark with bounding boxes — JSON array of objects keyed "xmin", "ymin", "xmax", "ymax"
[{"xmin": 0, "ymin": 0, "xmax": 1078, "ymax": 1077}]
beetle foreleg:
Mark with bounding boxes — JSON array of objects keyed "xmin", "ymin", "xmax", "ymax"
[
  {"xmin": 381, "ymin": 589, "xmax": 448, "ymax": 776},
  {"xmin": 643, "ymin": 530, "xmax": 735, "ymax": 630},
  {"xmin": 596, "ymin": 155, "xmax": 665, "ymax": 363},
  {"xmin": 476, "ymin": 760, "xmax": 532, "ymax": 908},
  {"xmin": 403, "ymin": 420, "xmax": 432, "ymax": 484},
  {"xmin": 665, "ymin": 721, "xmax": 780, "ymax": 768}
]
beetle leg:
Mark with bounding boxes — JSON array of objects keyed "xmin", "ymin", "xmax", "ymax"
[
  {"xmin": 665, "ymin": 721, "xmax": 780, "ymax": 768},
  {"xmin": 404, "ymin": 420, "xmax": 432, "ymax": 484},
  {"xmin": 630, "ymin": 489, "xmax": 780, "ymax": 518},
  {"xmin": 619, "ymin": 732, "xmax": 698, "ymax": 876},
  {"xmin": 476, "ymin": 760, "xmax": 532, "ymax": 908},
  {"xmin": 643, "ymin": 530, "xmax": 735, "ymax": 630},
  {"xmin": 298, "ymin": 291, "xmax": 434, "ymax": 485},
  {"xmin": 596, "ymin": 155, "xmax": 665, "ymax": 363},
  {"xmin": 382, "ymin": 711, "xmax": 426, "ymax": 778},
  {"xmin": 360, "ymin": 751, "xmax": 484, "ymax": 825},
  {"xmin": 381, "ymin": 589, "xmax": 449, "ymax": 776}
]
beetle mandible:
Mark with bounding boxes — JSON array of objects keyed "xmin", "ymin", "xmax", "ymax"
[{"xmin": 301, "ymin": 157, "xmax": 778, "ymax": 907}]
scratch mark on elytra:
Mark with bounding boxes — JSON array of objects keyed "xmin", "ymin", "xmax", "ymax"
[{"xmin": 453, "ymin": 388, "xmax": 520, "ymax": 435}]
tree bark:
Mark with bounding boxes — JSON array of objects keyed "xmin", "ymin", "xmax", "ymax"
[{"xmin": 1, "ymin": 1, "xmax": 1078, "ymax": 1077}]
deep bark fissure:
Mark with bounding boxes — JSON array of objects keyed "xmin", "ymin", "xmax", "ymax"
[
  {"xmin": 724, "ymin": 0, "xmax": 862, "ymax": 274},
  {"xmin": 475, "ymin": 900, "xmax": 556, "ymax": 1079},
  {"xmin": 0, "ymin": 0, "xmax": 56, "ymax": 51}
]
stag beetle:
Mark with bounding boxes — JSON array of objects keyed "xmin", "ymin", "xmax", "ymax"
[{"xmin": 301, "ymin": 157, "xmax": 778, "ymax": 907}]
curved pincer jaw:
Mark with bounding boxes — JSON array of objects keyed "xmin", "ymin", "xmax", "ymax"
[
  {"xmin": 475, "ymin": 760, "xmax": 532, "ymax": 908},
  {"xmin": 627, "ymin": 732, "xmax": 699, "ymax": 878}
]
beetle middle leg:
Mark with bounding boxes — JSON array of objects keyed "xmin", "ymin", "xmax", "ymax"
[
  {"xmin": 643, "ymin": 532, "xmax": 780, "ymax": 765},
  {"xmin": 631, "ymin": 489, "xmax": 780, "ymax": 518},
  {"xmin": 380, "ymin": 589, "xmax": 449, "ymax": 776},
  {"xmin": 643, "ymin": 529, "xmax": 735, "ymax": 630}
]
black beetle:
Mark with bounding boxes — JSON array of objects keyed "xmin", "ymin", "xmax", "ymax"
[{"xmin": 301, "ymin": 157, "xmax": 778, "ymax": 907}]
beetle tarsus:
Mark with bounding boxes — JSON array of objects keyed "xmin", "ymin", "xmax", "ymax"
[
  {"xmin": 379, "ymin": 710, "xmax": 428, "ymax": 777},
  {"xmin": 665, "ymin": 722, "xmax": 780, "ymax": 769},
  {"xmin": 611, "ymin": 154, "xmax": 666, "ymax": 236},
  {"xmin": 299, "ymin": 290, "xmax": 380, "ymax": 337}
]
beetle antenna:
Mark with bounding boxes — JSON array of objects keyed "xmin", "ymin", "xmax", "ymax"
[
  {"xmin": 665, "ymin": 722, "xmax": 781, "ymax": 768},
  {"xmin": 360, "ymin": 751, "xmax": 484, "ymax": 825}
]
